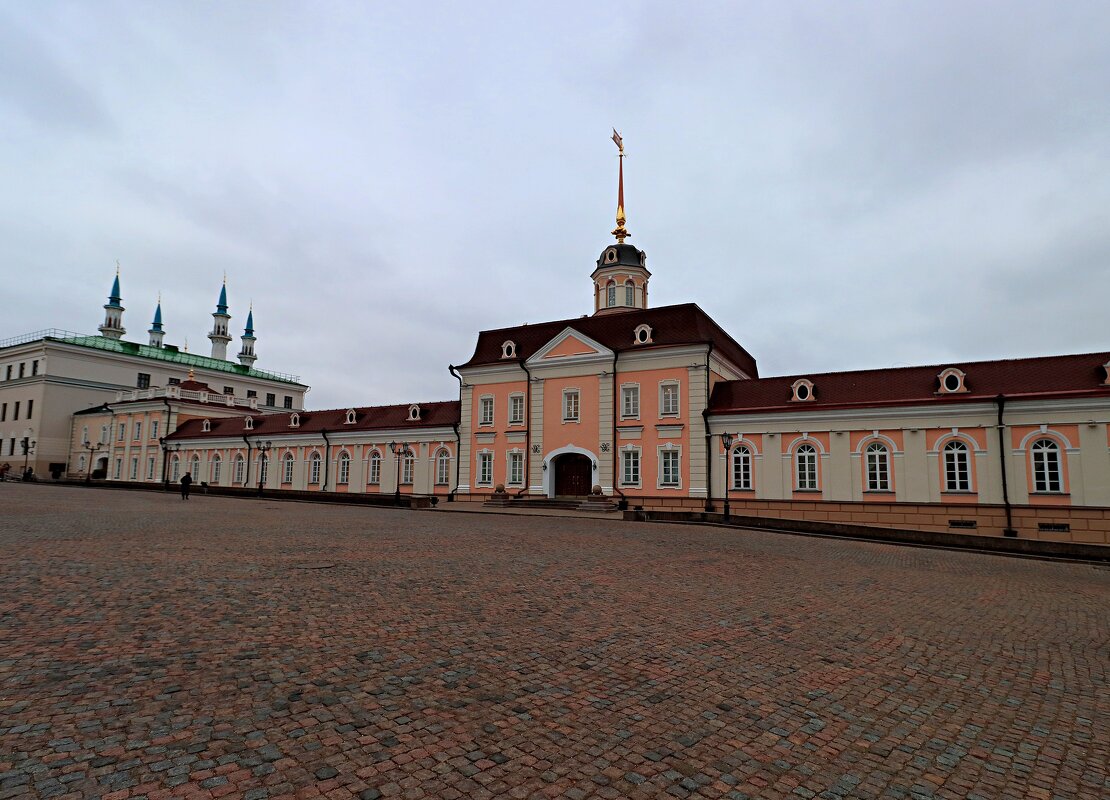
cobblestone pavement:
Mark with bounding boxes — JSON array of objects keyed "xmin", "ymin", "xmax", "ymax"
[{"xmin": 1, "ymin": 484, "xmax": 1107, "ymax": 800}]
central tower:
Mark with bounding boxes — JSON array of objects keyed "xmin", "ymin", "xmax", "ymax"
[{"xmin": 592, "ymin": 130, "xmax": 650, "ymax": 315}]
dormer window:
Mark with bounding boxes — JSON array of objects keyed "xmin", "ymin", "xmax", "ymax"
[
  {"xmin": 640, "ymin": 251, "xmax": 647, "ymax": 266},
  {"xmin": 1103, "ymin": 360, "xmax": 1110, "ymax": 386},
  {"xmin": 605, "ymin": 247, "xmax": 617, "ymax": 264},
  {"xmin": 937, "ymin": 368, "xmax": 968, "ymax": 394},
  {"xmin": 201, "ymin": 419, "xmax": 211, "ymax": 432},
  {"xmin": 244, "ymin": 417, "xmax": 254, "ymax": 430},
  {"xmin": 408, "ymin": 404, "xmax": 421, "ymax": 421},
  {"xmin": 501, "ymin": 340, "xmax": 517, "ymax": 359},
  {"xmin": 289, "ymin": 412, "xmax": 300, "ymax": 428},
  {"xmin": 790, "ymin": 379, "xmax": 815, "ymax": 402},
  {"xmin": 345, "ymin": 409, "xmax": 357, "ymax": 424},
  {"xmin": 633, "ymin": 324, "xmax": 653, "ymax": 345}
]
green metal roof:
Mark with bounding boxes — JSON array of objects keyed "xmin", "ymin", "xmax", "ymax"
[{"xmin": 32, "ymin": 332, "xmax": 305, "ymax": 386}]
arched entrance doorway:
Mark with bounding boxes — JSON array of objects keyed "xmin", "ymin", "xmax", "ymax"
[
  {"xmin": 552, "ymin": 453, "xmax": 592, "ymax": 497},
  {"xmin": 93, "ymin": 456, "xmax": 108, "ymax": 480}
]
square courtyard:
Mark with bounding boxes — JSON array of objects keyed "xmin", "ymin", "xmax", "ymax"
[{"xmin": 1, "ymin": 484, "xmax": 1106, "ymax": 800}]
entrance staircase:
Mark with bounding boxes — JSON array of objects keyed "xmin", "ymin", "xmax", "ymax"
[{"xmin": 482, "ymin": 495, "xmax": 619, "ymax": 513}]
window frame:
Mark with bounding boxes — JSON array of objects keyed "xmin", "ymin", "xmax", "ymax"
[
  {"xmin": 731, "ymin": 445, "xmax": 752, "ymax": 491},
  {"xmin": 624, "ymin": 280, "xmax": 635, "ymax": 307},
  {"xmin": 659, "ymin": 381, "xmax": 680, "ymax": 418},
  {"xmin": 658, "ymin": 446, "xmax": 681, "ymax": 488},
  {"xmin": 620, "ymin": 384, "xmax": 640, "ymax": 420},
  {"xmin": 942, "ymin": 440, "xmax": 972, "ymax": 492},
  {"xmin": 401, "ymin": 451, "xmax": 414, "ymax": 485},
  {"xmin": 508, "ymin": 393, "xmax": 525, "ymax": 426},
  {"xmin": 477, "ymin": 451, "xmax": 494, "ymax": 486},
  {"xmin": 478, "ymin": 395, "xmax": 495, "ymax": 427},
  {"xmin": 368, "ymin": 450, "xmax": 382, "ymax": 485},
  {"xmin": 864, "ymin": 442, "xmax": 891, "ymax": 492},
  {"xmin": 337, "ymin": 451, "xmax": 351, "ymax": 485},
  {"xmin": 210, "ymin": 455, "xmax": 222, "ymax": 484},
  {"xmin": 234, "ymin": 454, "xmax": 245, "ymax": 484},
  {"xmin": 282, "ymin": 453, "xmax": 295, "ymax": 484},
  {"xmin": 309, "ymin": 452, "xmax": 321, "ymax": 484},
  {"xmin": 1030, "ymin": 438, "xmax": 1063, "ymax": 493},
  {"xmin": 620, "ymin": 446, "xmax": 641, "ymax": 488},
  {"xmin": 794, "ymin": 443, "xmax": 818, "ymax": 491},
  {"xmin": 507, "ymin": 451, "xmax": 524, "ymax": 486},
  {"xmin": 562, "ymin": 388, "xmax": 580, "ymax": 423},
  {"xmin": 435, "ymin": 449, "xmax": 451, "ymax": 485}
]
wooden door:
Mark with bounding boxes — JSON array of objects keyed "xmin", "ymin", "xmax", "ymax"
[{"xmin": 554, "ymin": 454, "xmax": 591, "ymax": 497}]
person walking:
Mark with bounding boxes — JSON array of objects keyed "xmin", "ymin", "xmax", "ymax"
[{"xmin": 180, "ymin": 470, "xmax": 193, "ymax": 500}]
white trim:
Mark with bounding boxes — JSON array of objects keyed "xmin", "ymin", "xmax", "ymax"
[
  {"xmin": 790, "ymin": 378, "xmax": 816, "ymax": 403},
  {"xmin": 656, "ymin": 443, "xmax": 683, "ymax": 489},
  {"xmin": 477, "ymin": 394, "xmax": 495, "ymax": 427},
  {"xmin": 619, "ymin": 444, "xmax": 642, "ymax": 488},
  {"xmin": 540, "ymin": 445, "xmax": 600, "ymax": 498},
  {"xmin": 506, "ymin": 449, "xmax": 525, "ymax": 487},
  {"xmin": 620, "ymin": 382, "xmax": 640, "ymax": 420},
  {"xmin": 1016, "ymin": 427, "xmax": 1074, "ymax": 451},
  {"xmin": 659, "ymin": 379, "xmax": 681, "ymax": 418},
  {"xmin": 783, "ymin": 433, "xmax": 826, "ymax": 455},
  {"xmin": 508, "ymin": 392, "xmax": 526, "ymax": 425},
  {"xmin": 852, "ymin": 432, "xmax": 900, "ymax": 454},
  {"xmin": 562, "ymin": 387, "xmax": 581, "ymax": 423},
  {"xmin": 526, "ymin": 327, "xmax": 615, "ymax": 367}
]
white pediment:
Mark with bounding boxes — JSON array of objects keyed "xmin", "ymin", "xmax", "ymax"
[{"xmin": 526, "ymin": 327, "xmax": 614, "ymax": 366}]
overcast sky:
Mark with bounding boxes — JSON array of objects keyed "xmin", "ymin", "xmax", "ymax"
[{"xmin": 2, "ymin": 1, "xmax": 1108, "ymax": 408}]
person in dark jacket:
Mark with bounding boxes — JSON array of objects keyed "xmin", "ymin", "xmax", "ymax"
[{"xmin": 180, "ymin": 471, "xmax": 193, "ymax": 500}]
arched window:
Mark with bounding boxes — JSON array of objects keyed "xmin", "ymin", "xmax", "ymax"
[
  {"xmin": 289, "ymin": 413, "xmax": 300, "ymax": 428},
  {"xmin": 244, "ymin": 417, "xmax": 254, "ymax": 430},
  {"xmin": 1030, "ymin": 439, "xmax": 1062, "ymax": 493},
  {"xmin": 943, "ymin": 440, "xmax": 970, "ymax": 491},
  {"xmin": 78, "ymin": 454, "xmax": 87, "ymax": 472},
  {"xmin": 210, "ymin": 454, "xmax": 222, "ymax": 484},
  {"xmin": 345, "ymin": 409, "xmax": 356, "ymax": 424},
  {"xmin": 732, "ymin": 445, "xmax": 752, "ymax": 490},
  {"xmin": 309, "ymin": 452, "xmax": 321, "ymax": 484},
  {"xmin": 607, "ymin": 281, "xmax": 616, "ymax": 307},
  {"xmin": 368, "ymin": 450, "xmax": 382, "ymax": 485},
  {"xmin": 865, "ymin": 442, "xmax": 890, "ymax": 491},
  {"xmin": 338, "ymin": 451, "xmax": 351, "ymax": 484},
  {"xmin": 624, "ymin": 280, "xmax": 635, "ymax": 306},
  {"xmin": 234, "ymin": 454, "xmax": 245, "ymax": 483},
  {"xmin": 401, "ymin": 451, "xmax": 414, "ymax": 485},
  {"xmin": 171, "ymin": 456, "xmax": 180, "ymax": 482},
  {"xmin": 795, "ymin": 444, "xmax": 817, "ymax": 490},
  {"xmin": 282, "ymin": 452, "xmax": 294, "ymax": 484},
  {"xmin": 258, "ymin": 455, "xmax": 268, "ymax": 486},
  {"xmin": 201, "ymin": 419, "xmax": 211, "ymax": 432},
  {"xmin": 81, "ymin": 425, "xmax": 88, "ymax": 444},
  {"xmin": 190, "ymin": 455, "xmax": 200, "ymax": 478},
  {"xmin": 436, "ymin": 449, "xmax": 451, "ymax": 485}
]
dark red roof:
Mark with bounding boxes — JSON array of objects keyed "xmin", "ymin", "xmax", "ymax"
[
  {"xmin": 710, "ymin": 351, "xmax": 1110, "ymax": 414},
  {"xmin": 457, "ymin": 303, "xmax": 758, "ymax": 377},
  {"xmin": 167, "ymin": 400, "xmax": 460, "ymax": 440}
]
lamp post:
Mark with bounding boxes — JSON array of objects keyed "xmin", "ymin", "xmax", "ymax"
[
  {"xmin": 721, "ymin": 432, "xmax": 734, "ymax": 522},
  {"xmin": 389, "ymin": 440, "xmax": 410, "ymax": 506},
  {"xmin": 256, "ymin": 440, "xmax": 272, "ymax": 497},
  {"xmin": 20, "ymin": 432, "xmax": 36, "ymax": 480},
  {"xmin": 82, "ymin": 438, "xmax": 105, "ymax": 484}
]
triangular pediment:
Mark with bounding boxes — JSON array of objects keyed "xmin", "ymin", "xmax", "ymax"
[{"xmin": 527, "ymin": 327, "xmax": 614, "ymax": 365}]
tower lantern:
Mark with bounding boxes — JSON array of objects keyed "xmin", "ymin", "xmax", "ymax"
[{"xmin": 591, "ymin": 131, "xmax": 650, "ymax": 315}]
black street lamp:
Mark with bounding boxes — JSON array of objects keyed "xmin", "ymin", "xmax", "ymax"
[
  {"xmin": 256, "ymin": 440, "xmax": 273, "ymax": 496},
  {"xmin": 81, "ymin": 438, "xmax": 105, "ymax": 484},
  {"xmin": 20, "ymin": 434, "xmax": 37, "ymax": 480},
  {"xmin": 721, "ymin": 432, "xmax": 734, "ymax": 522},
  {"xmin": 389, "ymin": 440, "xmax": 410, "ymax": 506},
  {"xmin": 160, "ymin": 438, "xmax": 179, "ymax": 490}
]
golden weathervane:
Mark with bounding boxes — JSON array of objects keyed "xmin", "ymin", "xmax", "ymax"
[{"xmin": 611, "ymin": 129, "xmax": 629, "ymax": 243}]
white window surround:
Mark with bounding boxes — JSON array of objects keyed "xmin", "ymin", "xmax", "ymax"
[
  {"xmin": 501, "ymin": 340, "xmax": 517, "ymax": 359},
  {"xmin": 607, "ymin": 282, "xmax": 617, "ymax": 307},
  {"xmin": 1103, "ymin": 360, "xmax": 1110, "ymax": 385},
  {"xmin": 864, "ymin": 442, "xmax": 891, "ymax": 492},
  {"xmin": 244, "ymin": 417, "xmax": 254, "ymax": 430},
  {"xmin": 790, "ymin": 379, "xmax": 816, "ymax": 403},
  {"xmin": 289, "ymin": 413, "xmax": 300, "ymax": 428},
  {"xmin": 794, "ymin": 443, "xmax": 818, "ymax": 490},
  {"xmin": 620, "ymin": 384, "xmax": 640, "ymax": 419},
  {"xmin": 129, "ymin": 458, "xmax": 138, "ymax": 480},
  {"xmin": 338, "ymin": 452, "xmax": 351, "ymax": 484},
  {"xmin": 624, "ymin": 280, "xmax": 634, "ymax": 307},
  {"xmin": 201, "ymin": 419, "xmax": 211, "ymax": 432},
  {"xmin": 1030, "ymin": 438, "xmax": 1063, "ymax": 493},
  {"xmin": 408, "ymin": 404, "xmax": 421, "ymax": 421},
  {"xmin": 150, "ymin": 421, "xmax": 159, "ymax": 439},
  {"xmin": 401, "ymin": 452, "xmax": 415, "ymax": 484},
  {"xmin": 435, "ymin": 449, "xmax": 452, "ymax": 485},
  {"xmin": 937, "ymin": 368, "xmax": 968, "ymax": 394},
  {"xmin": 234, "ymin": 455, "xmax": 245, "ymax": 484},
  {"xmin": 657, "ymin": 444, "xmax": 682, "ymax": 489},
  {"xmin": 659, "ymin": 381, "xmax": 680, "ymax": 418},
  {"xmin": 309, "ymin": 452, "xmax": 322, "ymax": 484},
  {"xmin": 367, "ymin": 450, "xmax": 382, "ymax": 484},
  {"xmin": 507, "ymin": 450, "xmax": 524, "ymax": 486},
  {"xmin": 211, "ymin": 455, "xmax": 222, "ymax": 484},
  {"xmin": 942, "ymin": 439, "xmax": 972, "ymax": 492},
  {"xmin": 508, "ymin": 393, "xmax": 525, "ymax": 425},
  {"xmin": 731, "ymin": 445, "xmax": 752, "ymax": 491},
  {"xmin": 620, "ymin": 446, "xmax": 641, "ymax": 487},
  {"xmin": 476, "ymin": 450, "xmax": 494, "ymax": 486},
  {"xmin": 171, "ymin": 456, "xmax": 180, "ymax": 481},
  {"xmin": 478, "ymin": 396, "xmax": 494, "ymax": 427},
  {"xmin": 345, "ymin": 409, "xmax": 357, "ymax": 424},
  {"xmin": 282, "ymin": 453, "xmax": 295, "ymax": 484},
  {"xmin": 562, "ymin": 388, "xmax": 580, "ymax": 422},
  {"xmin": 633, "ymin": 324, "xmax": 653, "ymax": 345}
]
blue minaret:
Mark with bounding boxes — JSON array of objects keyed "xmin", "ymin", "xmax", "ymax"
[
  {"xmin": 207, "ymin": 278, "xmax": 232, "ymax": 360},
  {"xmin": 98, "ymin": 266, "xmax": 126, "ymax": 339},
  {"xmin": 237, "ymin": 305, "xmax": 257, "ymax": 367},
  {"xmin": 148, "ymin": 295, "xmax": 165, "ymax": 348}
]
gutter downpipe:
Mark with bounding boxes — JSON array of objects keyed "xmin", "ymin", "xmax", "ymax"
[
  {"xmin": 162, "ymin": 398, "xmax": 172, "ymax": 490},
  {"xmin": 703, "ymin": 341, "xmax": 715, "ymax": 512},
  {"xmin": 448, "ymin": 365, "xmax": 463, "ymax": 500},
  {"xmin": 611, "ymin": 351, "xmax": 626, "ymax": 507},
  {"xmin": 242, "ymin": 435, "xmax": 252, "ymax": 488},
  {"xmin": 321, "ymin": 429, "xmax": 331, "ymax": 492},
  {"xmin": 516, "ymin": 358, "xmax": 532, "ymax": 498},
  {"xmin": 996, "ymin": 394, "xmax": 1017, "ymax": 537}
]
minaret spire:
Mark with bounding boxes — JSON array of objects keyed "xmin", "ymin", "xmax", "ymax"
[
  {"xmin": 611, "ymin": 129, "xmax": 629, "ymax": 243},
  {"xmin": 208, "ymin": 277, "xmax": 232, "ymax": 360},
  {"xmin": 98, "ymin": 263, "xmax": 126, "ymax": 339},
  {"xmin": 148, "ymin": 292, "xmax": 165, "ymax": 348},
  {"xmin": 237, "ymin": 302, "xmax": 258, "ymax": 368}
]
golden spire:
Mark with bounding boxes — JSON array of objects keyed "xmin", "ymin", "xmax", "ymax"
[
  {"xmin": 611, "ymin": 129, "xmax": 629, "ymax": 243},
  {"xmin": 115, "ymin": 260, "xmax": 120, "ymax": 276},
  {"xmin": 188, "ymin": 367, "xmax": 195, "ymax": 380}
]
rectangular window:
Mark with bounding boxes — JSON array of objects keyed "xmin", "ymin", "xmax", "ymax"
[
  {"xmin": 660, "ymin": 383, "xmax": 680, "ymax": 417},
  {"xmin": 100, "ymin": 425, "xmax": 108, "ymax": 444},
  {"xmin": 283, "ymin": 456, "xmax": 295, "ymax": 484},
  {"xmin": 114, "ymin": 458, "xmax": 122, "ymax": 479},
  {"xmin": 137, "ymin": 372, "xmax": 151, "ymax": 389},
  {"xmin": 266, "ymin": 393, "xmax": 276, "ymax": 407},
  {"xmin": 5, "ymin": 365, "xmax": 11, "ymax": 380},
  {"xmin": 9, "ymin": 438, "xmax": 15, "ymax": 456},
  {"xmin": 621, "ymin": 385, "xmax": 639, "ymax": 419},
  {"xmin": 368, "ymin": 454, "xmax": 381, "ymax": 485},
  {"xmin": 18, "ymin": 363, "xmax": 25, "ymax": 378},
  {"xmin": 150, "ymin": 420, "xmax": 159, "ymax": 439},
  {"xmin": 508, "ymin": 452, "xmax": 524, "ymax": 485},
  {"xmin": 246, "ymin": 390, "xmax": 257, "ymax": 398},
  {"xmin": 117, "ymin": 423, "xmax": 125, "ymax": 442},
  {"xmin": 401, "ymin": 453, "xmax": 414, "ymax": 484},
  {"xmin": 0, "ymin": 403, "xmax": 5, "ymax": 421},
  {"xmin": 147, "ymin": 458, "xmax": 155, "ymax": 480},
  {"xmin": 283, "ymin": 396, "xmax": 293, "ymax": 409},
  {"xmin": 477, "ymin": 452, "xmax": 493, "ymax": 485},
  {"xmin": 134, "ymin": 422, "xmax": 142, "ymax": 440},
  {"xmin": 795, "ymin": 447, "xmax": 818, "ymax": 490},
  {"xmin": 234, "ymin": 457, "xmax": 245, "ymax": 484},
  {"xmin": 26, "ymin": 400, "xmax": 32, "ymax": 419},
  {"xmin": 129, "ymin": 458, "xmax": 138, "ymax": 480},
  {"xmin": 865, "ymin": 445, "xmax": 890, "ymax": 492},
  {"xmin": 479, "ymin": 396, "xmax": 494, "ymax": 426},
  {"xmin": 563, "ymin": 390, "xmax": 580, "ymax": 422},
  {"xmin": 168, "ymin": 377, "xmax": 181, "ymax": 386},
  {"xmin": 223, "ymin": 386, "xmax": 234, "ymax": 396},
  {"xmin": 509, "ymin": 394, "xmax": 525, "ymax": 425},
  {"xmin": 31, "ymin": 360, "xmax": 38, "ymax": 376},
  {"xmin": 622, "ymin": 449, "xmax": 640, "ymax": 486},
  {"xmin": 436, "ymin": 451, "xmax": 451, "ymax": 485},
  {"xmin": 259, "ymin": 457, "xmax": 269, "ymax": 485},
  {"xmin": 13, "ymin": 401, "xmax": 19, "ymax": 420},
  {"xmin": 732, "ymin": 447, "xmax": 752, "ymax": 490},
  {"xmin": 660, "ymin": 449, "xmax": 680, "ymax": 487}
]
